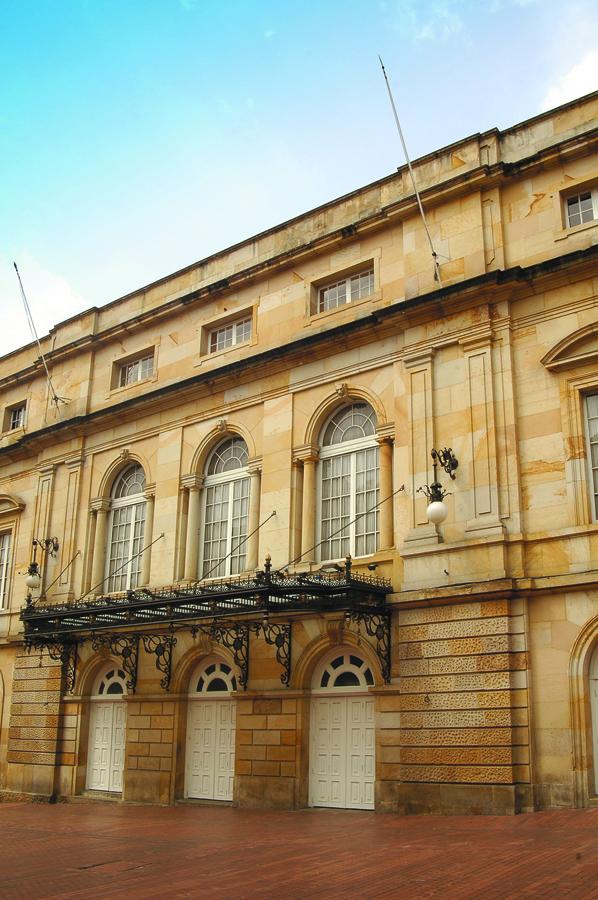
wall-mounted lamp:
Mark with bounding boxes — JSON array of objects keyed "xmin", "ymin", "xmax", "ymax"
[
  {"xmin": 25, "ymin": 537, "xmax": 59, "ymax": 604},
  {"xmin": 417, "ymin": 448, "xmax": 458, "ymax": 526}
]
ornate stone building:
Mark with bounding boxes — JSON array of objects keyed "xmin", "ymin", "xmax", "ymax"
[{"xmin": 1, "ymin": 91, "xmax": 598, "ymax": 814}]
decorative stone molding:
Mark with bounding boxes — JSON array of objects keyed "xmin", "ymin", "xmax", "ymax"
[{"xmin": 89, "ymin": 497, "xmax": 111, "ymax": 514}]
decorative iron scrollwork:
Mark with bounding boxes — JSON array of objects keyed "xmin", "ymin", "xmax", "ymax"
[
  {"xmin": 191, "ymin": 622, "xmax": 249, "ymax": 689},
  {"xmin": 142, "ymin": 634, "xmax": 177, "ymax": 691},
  {"xmin": 91, "ymin": 634, "xmax": 139, "ymax": 692},
  {"xmin": 345, "ymin": 611, "xmax": 391, "ymax": 684},
  {"xmin": 32, "ymin": 639, "xmax": 79, "ymax": 693},
  {"xmin": 251, "ymin": 622, "xmax": 291, "ymax": 686}
]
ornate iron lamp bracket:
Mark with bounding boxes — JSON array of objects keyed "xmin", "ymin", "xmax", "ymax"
[
  {"xmin": 191, "ymin": 623, "xmax": 249, "ymax": 689},
  {"xmin": 251, "ymin": 622, "xmax": 292, "ymax": 686},
  {"xmin": 142, "ymin": 634, "xmax": 177, "ymax": 691},
  {"xmin": 345, "ymin": 610, "xmax": 391, "ymax": 684},
  {"xmin": 91, "ymin": 634, "xmax": 139, "ymax": 693}
]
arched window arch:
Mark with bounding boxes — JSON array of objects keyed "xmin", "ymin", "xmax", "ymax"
[
  {"xmin": 92, "ymin": 666, "xmax": 128, "ymax": 697},
  {"xmin": 189, "ymin": 659, "xmax": 238, "ymax": 694},
  {"xmin": 318, "ymin": 403, "xmax": 379, "ymax": 561},
  {"xmin": 201, "ymin": 437, "xmax": 250, "ymax": 578},
  {"xmin": 312, "ymin": 651, "xmax": 374, "ymax": 692},
  {"xmin": 106, "ymin": 463, "xmax": 146, "ymax": 592}
]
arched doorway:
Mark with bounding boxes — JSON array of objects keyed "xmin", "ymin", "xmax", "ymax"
[
  {"xmin": 86, "ymin": 666, "xmax": 127, "ymax": 793},
  {"xmin": 309, "ymin": 650, "xmax": 375, "ymax": 810},
  {"xmin": 185, "ymin": 658, "xmax": 237, "ymax": 801}
]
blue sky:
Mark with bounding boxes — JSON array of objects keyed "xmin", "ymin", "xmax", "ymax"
[{"xmin": 1, "ymin": 0, "xmax": 597, "ymax": 358}]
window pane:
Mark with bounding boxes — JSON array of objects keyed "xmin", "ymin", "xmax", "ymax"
[{"xmin": 0, "ymin": 532, "xmax": 11, "ymax": 608}]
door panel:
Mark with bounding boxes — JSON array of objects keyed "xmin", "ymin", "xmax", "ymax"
[
  {"xmin": 186, "ymin": 700, "xmax": 236, "ymax": 801},
  {"xmin": 87, "ymin": 702, "xmax": 126, "ymax": 793},
  {"xmin": 310, "ymin": 695, "xmax": 375, "ymax": 810}
]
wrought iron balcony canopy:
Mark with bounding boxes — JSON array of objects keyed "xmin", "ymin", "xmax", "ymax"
[{"xmin": 21, "ymin": 556, "xmax": 392, "ymax": 640}]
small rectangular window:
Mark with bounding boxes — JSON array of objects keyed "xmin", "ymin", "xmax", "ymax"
[
  {"xmin": 317, "ymin": 266, "xmax": 374, "ymax": 314},
  {"xmin": 118, "ymin": 353, "xmax": 154, "ymax": 387},
  {"xmin": 9, "ymin": 405, "xmax": 26, "ymax": 430},
  {"xmin": 566, "ymin": 190, "xmax": 598, "ymax": 229},
  {"xmin": 0, "ymin": 532, "xmax": 11, "ymax": 608},
  {"xmin": 585, "ymin": 393, "xmax": 598, "ymax": 521},
  {"xmin": 208, "ymin": 317, "xmax": 252, "ymax": 354}
]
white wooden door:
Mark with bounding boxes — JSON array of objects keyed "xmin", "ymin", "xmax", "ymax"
[
  {"xmin": 87, "ymin": 701, "xmax": 126, "ymax": 793},
  {"xmin": 310, "ymin": 695, "xmax": 375, "ymax": 810},
  {"xmin": 186, "ymin": 700, "xmax": 236, "ymax": 800}
]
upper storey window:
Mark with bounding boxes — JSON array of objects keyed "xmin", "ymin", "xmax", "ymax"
[
  {"xmin": 319, "ymin": 403, "xmax": 379, "ymax": 561},
  {"xmin": 106, "ymin": 464, "xmax": 146, "ymax": 592},
  {"xmin": 209, "ymin": 317, "xmax": 252, "ymax": 354},
  {"xmin": 118, "ymin": 353, "xmax": 154, "ymax": 387},
  {"xmin": 585, "ymin": 394, "xmax": 598, "ymax": 521},
  {"xmin": 0, "ymin": 532, "xmax": 11, "ymax": 608},
  {"xmin": 8, "ymin": 404, "xmax": 26, "ymax": 430},
  {"xmin": 201, "ymin": 437, "xmax": 250, "ymax": 578},
  {"xmin": 566, "ymin": 190, "xmax": 598, "ymax": 228},
  {"xmin": 318, "ymin": 267, "xmax": 374, "ymax": 314}
]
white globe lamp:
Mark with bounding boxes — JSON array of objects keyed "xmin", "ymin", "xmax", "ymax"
[{"xmin": 426, "ymin": 499, "xmax": 448, "ymax": 525}]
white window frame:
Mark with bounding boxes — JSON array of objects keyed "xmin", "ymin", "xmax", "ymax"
[
  {"xmin": 7, "ymin": 404, "xmax": 26, "ymax": 431},
  {"xmin": 0, "ymin": 531, "xmax": 12, "ymax": 609},
  {"xmin": 565, "ymin": 189, "xmax": 598, "ymax": 229},
  {"xmin": 105, "ymin": 467, "xmax": 146, "ymax": 593},
  {"xmin": 118, "ymin": 353, "xmax": 154, "ymax": 388},
  {"xmin": 200, "ymin": 441, "xmax": 251, "ymax": 579},
  {"xmin": 317, "ymin": 266, "xmax": 375, "ymax": 314},
  {"xmin": 317, "ymin": 406, "xmax": 380, "ymax": 562},
  {"xmin": 584, "ymin": 393, "xmax": 598, "ymax": 522},
  {"xmin": 208, "ymin": 317, "xmax": 252, "ymax": 354}
]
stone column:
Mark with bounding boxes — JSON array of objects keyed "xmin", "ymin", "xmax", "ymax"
[
  {"xmin": 297, "ymin": 449, "xmax": 319, "ymax": 564},
  {"xmin": 376, "ymin": 435, "xmax": 394, "ymax": 550},
  {"xmin": 245, "ymin": 465, "xmax": 262, "ymax": 571},
  {"xmin": 90, "ymin": 498, "xmax": 111, "ymax": 594},
  {"xmin": 182, "ymin": 475, "xmax": 203, "ymax": 581},
  {"xmin": 140, "ymin": 484, "xmax": 155, "ymax": 586}
]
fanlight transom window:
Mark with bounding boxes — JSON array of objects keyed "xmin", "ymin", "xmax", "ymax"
[
  {"xmin": 319, "ymin": 403, "xmax": 379, "ymax": 561},
  {"xmin": 94, "ymin": 667, "xmax": 127, "ymax": 696},
  {"xmin": 106, "ymin": 463, "xmax": 147, "ymax": 593},
  {"xmin": 313, "ymin": 652, "xmax": 374, "ymax": 692},
  {"xmin": 191, "ymin": 660, "xmax": 238, "ymax": 694},
  {"xmin": 202, "ymin": 437, "xmax": 250, "ymax": 578}
]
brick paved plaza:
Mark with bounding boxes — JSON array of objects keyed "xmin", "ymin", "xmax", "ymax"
[{"xmin": 1, "ymin": 802, "xmax": 597, "ymax": 898}]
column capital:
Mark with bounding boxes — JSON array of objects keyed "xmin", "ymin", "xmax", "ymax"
[
  {"xmin": 375, "ymin": 425, "xmax": 395, "ymax": 445},
  {"xmin": 247, "ymin": 456, "xmax": 263, "ymax": 476},
  {"xmin": 144, "ymin": 483, "xmax": 156, "ymax": 501},
  {"xmin": 292, "ymin": 445, "xmax": 319, "ymax": 465},
  {"xmin": 90, "ymin": 497, "xmax": 111, "ymax": 513},
  {"xmin": 180, "ymin": 474, "xmax": 204, "ymax": 491}
]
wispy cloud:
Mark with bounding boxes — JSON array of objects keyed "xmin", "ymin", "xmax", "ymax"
[
  {"xmin": 0, "ymin": 253, "xmax": 87, "ymax": 359},
  {"xmin": 390, "ymin": 0, "xmax": 465, "ymax": 42},
  {"xmin": 542, "ymin": 51, "xmax": 598, "ymax": 110},
  {"xmin": 264, "ymin": 29, "xmax": 276, "ymax": 39}
]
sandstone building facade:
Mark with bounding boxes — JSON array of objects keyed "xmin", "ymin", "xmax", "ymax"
[{"xmin": 1, "ymin": 92, "xmax": 598, "ymax": 815}]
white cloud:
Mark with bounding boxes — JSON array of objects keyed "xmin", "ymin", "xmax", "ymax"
[
  {"xmin": 391, "ymin": 0, "xmax": 465, "ymax": 42},
  {"xmin": 0, "ymin": 253, "xmax": 87, "ymax": 359},
  {"xmin": 264, "ymin": 29, "xmax": 276, "ymax": 39},
  {"xmin": 542, "ymin": 51, "xmax": 598, "ymax": 110}
]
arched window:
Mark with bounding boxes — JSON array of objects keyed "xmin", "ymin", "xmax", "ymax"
[
  {"xmin": 106, "ymin": 464, "xmax": 146, "ymax": 592},
  {"xmin": 312, "ymin": 651, "xmax": 374, "ymax": 692},
  {"xmin": 190, "ymin": 660, "xmax": 238, "ymax": 694},
  {"xmin": 201, "ymin": 437, "xmax": 250, "ymax": 578},
  {"xmin": 319, "ymin": 403, "xmax": 379, "ymax": 561},
  {"xmin": 94, "ymin": 667, "xmax": 128, "ymax": 696}
]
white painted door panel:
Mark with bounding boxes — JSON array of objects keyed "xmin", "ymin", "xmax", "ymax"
[
  {"xmin": 309, "ymin": 695, "xmax": 375, "ymax": 810},
  {"xmin": 186, "ymin": 700, "xmax": 236, "ymax": 800},
  {"xmin": 87, "ymin": 702, "xmax": 126, "ymax": 793}
]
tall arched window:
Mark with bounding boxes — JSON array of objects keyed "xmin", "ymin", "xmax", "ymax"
[
  {"xmin": 106, "ymin": 464, "xmax": 146, "ymax": 592},
  {"xmin": 201, "ymin": 437, "xmax": 250, "ymax": 578},
  {"xmin": 319, "ymin": 403, "xmax": 379, "ymax": 561}
]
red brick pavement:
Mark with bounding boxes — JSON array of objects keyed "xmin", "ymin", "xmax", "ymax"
[{"xmin": 0, "ymin": 802, "xmax": 597, "ymax": 899}]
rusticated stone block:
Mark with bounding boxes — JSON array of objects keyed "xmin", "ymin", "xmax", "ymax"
[
  {"xmin": 252, "ymin": 761, "xmax": 280, "ymax": 777},
  {"xmin": 238, "ymin": 745, "xmax": 266, "ymax": 761},
  {"xmin": 281, "ymin": 699, "xmax": 297, "ymax": 713},
  {"xmin": 150, "ymin": 715, "xmax": 173, "ymax": 729},
  {"xmin": 149, "ymin": 743, "xmax": 172, "ymax": 757},
  {"xmin": 266, "ymin": 715, "xmax": 296, "ymax": 729},
  {"xmin": 399, "ymin": 617, "xmax": 508, "ymax": 643},
  {"xmin": 137, "ymin": 757, "xmax": 161, "ymax": 772},
  {"xmin": 400, "ymin": 764, "xmax": 514, "ymax": 784},
  {"xmin": 401, "ymin": 747, "xmax": 513, "ymax": 766},
  {"xmin": 236, "ymin": 759, "xmax": 252, "ymax": 776},
  {"xmin": 237, "ymin": 729, "xmax": 252, "ymax": 745},
  {"xmin": 400, "ymin": 709, "xmax": 512, "ymax": 728},
  {"xmin": 280, "ymin": 731, "xmax": 296, "ymax": 745},
  {"xmin": 138, "ymin": 702, "xmax": 163, "ymax": 715},
  {"xmin": 237, "ymin": 714, "xmax": 267, "ymax": 729},
  {"xmin": 251, "ymin": 730, "xmax": 280, "ymax": 746},
  {"xmin": 266, "ymin": 745, "xmax": 295, "ymax": 762},
  {"xmin": 254, "ymin": 699, "xmax": 281, "ymax": 714},
  {"xmin": 280, "ymin": 762, "xmax": 296, "ymax": 777}
]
